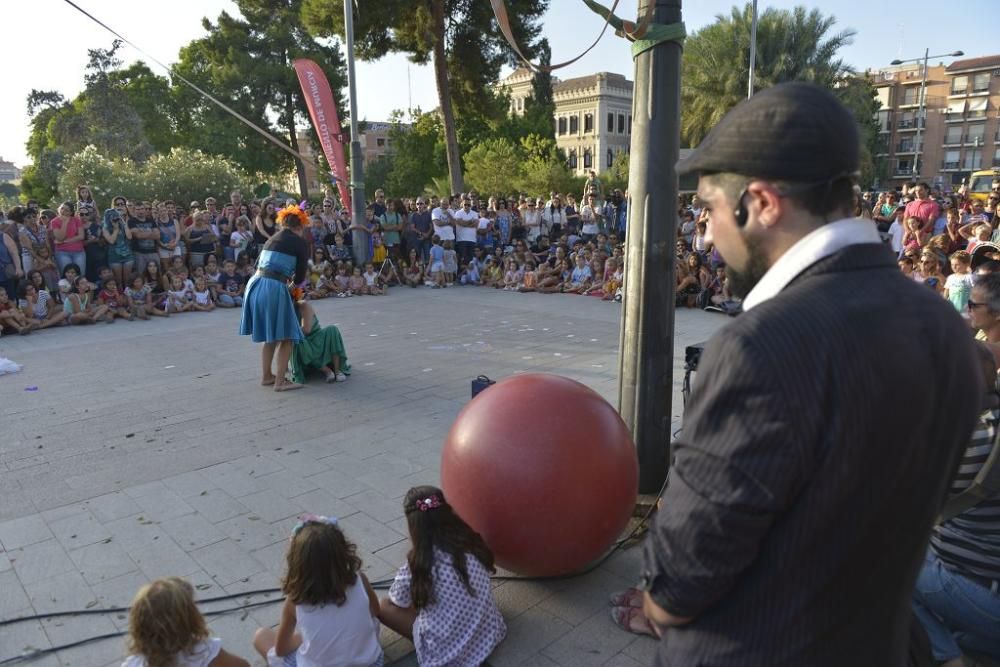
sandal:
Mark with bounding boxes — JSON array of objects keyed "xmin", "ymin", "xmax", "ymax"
[
  {"xmin": 609, "ymin": 587, "xmax": 643, "ymax": 608},
  {"xmin": 610, "ymin": 605, "xmax": 659, "ymax": 637}
]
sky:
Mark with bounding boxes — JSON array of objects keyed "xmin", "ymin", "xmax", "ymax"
[{"xmin": 3, "ymin": 0, "xmax": 999, "ymax": 168}]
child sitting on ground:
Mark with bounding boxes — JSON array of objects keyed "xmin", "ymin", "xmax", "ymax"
[
  {"xmin": 125, "ymin": 276, "xmax": 160, "ymax": 318},
  {"xmin": 333, "ymin": 264, "xmax": 352, "ymax": 297},
  {"xmin": 122, "ymin": 577, "xmax": 250, "ymax": 667},
  {"xmin": 362, "ymin": 262, "xmax": 384, "ymax": 295},
  {"xmin": 99, "ymin": 278, "xmax": 132, "ymax": 321},
  {"xmin": 379, "ymin": 486, "xmax": 506, "ymax": 666},
  {"xmin": 253, "ymin": 515, "xmax": 382, "ymax": 667},
  {"xmin": 0, "ymin": 289, "xmax": 35, "ymax": 334},
  {"xmin": 310, "ymin": 263, "xmax": 337, "ymax": 299},
  {"xmin": 192, "ymin": 276, "xmax": 215, "ymax": 311},
  {"xmin": 348, "ymin": 266, "xmax": 365, "ymax": 296},
  {"xmin": 216, "ymin": 260, "xmax": 244, "ymax": 308},
  {"xmin": 518, "ymin": 260, "xmax": 538, "ymax": 292},
  {"xmin": 166, "ymin": 276, "xmax": 193, "ymax": 313}
]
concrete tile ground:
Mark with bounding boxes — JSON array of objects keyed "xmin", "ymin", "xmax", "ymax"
[{"xmin": 0, "ymin": 288, "xmax": 723, "ymax": 666}]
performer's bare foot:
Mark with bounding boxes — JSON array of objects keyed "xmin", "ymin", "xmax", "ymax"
[
  {"xmin": 274, "ymin": 381, "xmax": 304, "ymax": 392},
  {"xmin": 261, "ymin": 376, "xmax": 276, "ymax": 386}
]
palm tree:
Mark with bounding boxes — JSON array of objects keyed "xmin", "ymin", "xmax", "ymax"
[{"xmin": 682, "ymin": 4, "xmax": 856, "ymax": 146}]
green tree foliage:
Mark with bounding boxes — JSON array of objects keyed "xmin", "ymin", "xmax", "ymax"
[
  {"xmin": 80, "ymin": 42, "xmax": 153, "ymax": 162},
  {"xmin": 835, "ymin": 75, "xmax": 883, "ymax": 187},
  {"xmin": 464, "ymin": 137, "xmax": 523, "ymax": 195},
  {"xmin": 682, "ymin": 5, "xmax": 855, "ymax": 146},
  {"xmin": 173, "ymin": 0, "xmax": 347, "ymax": 197},
  {"xmin": 58, "ymin": 146, "xmax": 252, "ymax": 209},
  {"xmin": 301, "ymin": 0, "xmax": 548, "ymax": 194},
  {"xmin": 385, "ymin": 111, "xmax": 448, "ymax": 197},
  {"xmin": 108, "ymin": 63, "xmax": 178, "ymax": 154},
  {"xmin": 603, "ymin": 151, "xmax": 631, "ymax": 193}
]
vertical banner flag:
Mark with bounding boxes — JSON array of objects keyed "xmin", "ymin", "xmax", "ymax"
[{"xmin": 293, "ymin": 58, "xmax": 351, "ymax": 215}]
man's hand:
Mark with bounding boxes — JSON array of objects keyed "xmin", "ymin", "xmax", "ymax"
[{"xmin": 642, "ymin": 591, "xmax": 694, "ymax": 629}]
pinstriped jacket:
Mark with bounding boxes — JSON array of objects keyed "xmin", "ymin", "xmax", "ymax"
[{"xmin": 643, "ymin": 242, "xmax": 982, "ymax": 666}]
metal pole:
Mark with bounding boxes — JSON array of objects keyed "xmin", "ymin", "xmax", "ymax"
[
  {"xmin": 747, "ymin": 0, "xmax": 758, "ymax": 99},
  {"xmin": 344, "ymin": 0, "xmax": 368, "ymax": 264},
  {"xmin": 617, "ymin": 0, "xmax": 681, "ymax": 494},
  {"xmin": 912, "ymin": 47, "xmax": 929, "ymax": 179}
]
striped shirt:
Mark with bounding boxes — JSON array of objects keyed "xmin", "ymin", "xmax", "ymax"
[{"xmin": 931, "ymin": 406, "xmax": 1000, "ymax": 581}]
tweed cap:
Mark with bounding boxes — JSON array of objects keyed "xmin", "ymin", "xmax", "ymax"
[{"xmin": 677, "ymin": 82, "xmax": 860, "ymax": 182}]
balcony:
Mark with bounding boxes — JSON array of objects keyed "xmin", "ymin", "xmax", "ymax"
[
  {"xmin": 896, "ymin": 143, "xmax": 921, "ymax": 154},
  {"xmin": 896, "ymin": 118, "xmax": 925, "ymax": 131},
  {"xmin": 941, "ymin": 161, "xmax": 961, "ymax": 171},
  {"xmin": 962, "ymin": 161, "xmax": 984, "ymax": 171},
  {"xmin": 965, "ymin": 136, "xmax": 987, "ymax": 146},
  {"xmin": 942, "ymin": 136, "xmax": 964, "ymax": 147}
]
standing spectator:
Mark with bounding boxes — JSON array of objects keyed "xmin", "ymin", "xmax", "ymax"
[
  {"xmin": 905, "ymin": 182, "xmax": 941, "ymax": 233},
  {"xmin": 75, "ymin": 185, "xmax": 97, "ymax": 221},
  {"xmin": 50, "ymin": 201, "xmax": 86, "ymax": 277},
  {"xmin": 583, "ymin": 169, "xmax": 603, "ymax": 202},
  {"xmin": 541, "ymin": 195, "xmax": 566, "ymax": 239},
  {"xmin": 407, "ymin": 198, "xmax": 433, "ymax": 262},
  {"xmin": 17, "ymin": 207, "xmax": 46, "ymax": 274},
  {"xmin": 431, "ymin": 198, "xmax": 455, "ymax": 245},
  {"xmin": 580, "ymin": 194, "xmax": 601, "ymax": 241},
  {"xmin": 638, "ymin": 82, "xmax": 980, "ymax": 665},
  {"xmin": 521, "ymin": 199, "xmax": 542, "ymax": 245},
  {"xmin": 453, "ymin": 197, "xmax": 479, "ymax": 266},
  {"xmin": 382, "ymin": 199, "xmax": 406, "ymax": 261},
  {"xmin": 155, "ymin": 203, "xmax": 180, "ymax": 271},
  {"xmin": 0, "ymin": 213, "xmax": 23, "ymax": 300},
  {"xmin": 184, "ymin": 212, "xmax": 218, "ymax": 268},
  {"xmin": 102, "ymin": 207, "xmax": 134, "ymax": 289},
  {"xmin": 128, "ymin": 202, "xmax": 160, "ymax": 273},
  {"xmin": 82, "ymin": 207, "xmax": 107, "ymax": 283}
]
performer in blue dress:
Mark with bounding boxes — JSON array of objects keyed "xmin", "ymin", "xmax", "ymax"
[{"xmin": 240, "ymin": 204, "xmax": 311, "ymax": 391}]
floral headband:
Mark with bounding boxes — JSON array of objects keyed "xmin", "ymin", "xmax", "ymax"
[
  {"xmin": 277, "ymin": 204, "xmax": 310, "ymax": 228},
  {"xmin": 413, "ymin": 495, "xmax": 442, "ymax": 512},
  {"xmin": 292, "ymin": 513, "xmax": 337, "ymax": 537}
]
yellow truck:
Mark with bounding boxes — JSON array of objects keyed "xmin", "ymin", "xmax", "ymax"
[{"xmin": 968, "ymin": 168, "xmax": 999, "ymax": 203}]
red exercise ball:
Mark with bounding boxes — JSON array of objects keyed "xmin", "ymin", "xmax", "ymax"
[{"xmin": 441, "ymin": 373, "xmax": 638, "ymax": 577}]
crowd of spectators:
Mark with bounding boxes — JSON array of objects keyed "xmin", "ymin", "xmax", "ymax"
[{"xmin": 0, "ymin": 177, "xmax": 631, "ymax": 335}]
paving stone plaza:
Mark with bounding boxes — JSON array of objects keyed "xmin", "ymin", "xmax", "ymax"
[{"xmin": 0, "ymin": 289, "xmax": 722, "ymax": 666}]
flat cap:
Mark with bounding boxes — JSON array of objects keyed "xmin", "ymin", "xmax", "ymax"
[{"xmin": 677, "ymin": 82, "xmax": 860, "ymax": 183}]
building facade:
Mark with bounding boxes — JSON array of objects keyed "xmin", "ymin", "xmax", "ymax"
[
  {"xmin": 498, "ymin": 68, "xmax": 633, "ymax": 176},
  {"xmin": 0, "ymin": 158, "xmax": 22, "ymax": 183},
  {"xmin": 869, "ymin": 54, "xmax": 1000, "ymax": 189}
]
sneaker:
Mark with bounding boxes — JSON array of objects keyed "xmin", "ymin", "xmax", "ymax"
[{"xmin": 335, "ymin": 372, "xmax": 347, "ymax": 382}]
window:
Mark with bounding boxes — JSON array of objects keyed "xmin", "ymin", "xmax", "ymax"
[
  {"xmin": 607, "ymin": 149, "xmax": 614, "ymax": 167},
  {"xmin": 967, "ymin": 123, "xmax": 986, "ymax": 144},
  {"xmin": 945, "ymin": 100, "xmax": 966, "ymax": 121},
  {"xmin": 896, "ymin": 158, "xmax": 912, "ymax": 173},
  {"xmin": 607, "ymin": 112, "xmax": 614, "ymax": 132},
  {"xmin": 628, "ymin": 115, "xmax": 632, "ymax": 135},
  {"xmin": 944, "ymin": 126, "xmax": 963, "ymax": 145},
  {"xmin": 951, "ymin": 75, "xmax": 968, "ymax": 95},
  {"xmin": 558, "ymin": 118, "xmax": 567, "ymax": 135},
  {"xmin": 968, "ymin": 98, "xmax": 988, "ymax": 119},
  {"xmin": 964, "ymin": 151, "xmax": 983, "ymax": 171},
  {"xmin": 902, "ymin": 87, "xmax": 923, "ymax": 106},
  {"xmin": 568, "ymin": 149, "xmax": 577, "ymax": 169},
  {"xmin": 943, "ymin": 150, "xmax": 960, "ymax": 170},
  {"xmin": 583, "ymin": 148, "xmax": 592, "ymax": 169},
  {"xmin": 584, "ymin": 113, "xmax": 594, "ymax": 133},
  {"xmin": 993, "ymin": 147, "xmax": 1000, "ymax": 167},
  {"xmin": 973, "ymin": 72, "xmax": 991, "ymax": 93},
  {"xmin": 618, "ymin": 113, "xmax": 626, "ymax": 134},
  {"xmin": 570, "ymin": 115, "xmax": 579, "ymax": 134},
  {"xmin": 376, "ymin": 138, "xmax": 385, "ymax": 147}
]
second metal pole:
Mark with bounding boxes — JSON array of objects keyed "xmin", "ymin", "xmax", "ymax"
[
  {"xmin": 344, "ymin": 0, "xmax": 368, "ymax": 264},
  {"xmin": 747, "ymin": 0, "xmax": 758, "ymax": 99},
  {"xmin": 617, "ymin": 0, "xmax": 682, "ymax": 494}
]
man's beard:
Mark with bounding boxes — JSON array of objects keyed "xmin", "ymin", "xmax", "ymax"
[{"xmin": 726, "ymin": 236, "xmax": 771, "ymax": 299}]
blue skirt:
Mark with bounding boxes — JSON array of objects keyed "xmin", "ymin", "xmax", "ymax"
[{"xmin": 239, "ymin": 275, "xmax": 303, "ymax": 343}]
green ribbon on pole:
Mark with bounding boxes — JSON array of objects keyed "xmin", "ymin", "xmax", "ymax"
[{"xmin": 580, "ymin": 0, "xmax": 686, "ymax": 59}]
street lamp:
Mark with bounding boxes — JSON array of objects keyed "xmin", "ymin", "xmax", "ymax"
[{"xmin": 889, "ymin": 49, "xmax": 964, "ymax": 179}]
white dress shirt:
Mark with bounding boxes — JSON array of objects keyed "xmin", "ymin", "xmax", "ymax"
[{"xmin": 742, "ymin": 217, "xmax": 882, "ymax": 312}]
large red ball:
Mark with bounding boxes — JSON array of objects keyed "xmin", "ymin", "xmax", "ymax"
[{"xmin": 441, "ymin": 373, "xmax": 638, "ymax": 576}]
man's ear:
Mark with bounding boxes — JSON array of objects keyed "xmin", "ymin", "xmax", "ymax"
[{"xmin": 744, "ymin": 181, "xmax": 785, "ymax": 229}]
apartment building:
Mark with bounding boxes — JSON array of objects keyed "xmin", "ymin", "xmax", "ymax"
[{"xmin": 870, "ymin": 54, "xmax": 1000, "ymax": 189}]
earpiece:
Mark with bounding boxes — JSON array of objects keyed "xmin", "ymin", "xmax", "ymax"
[{"xmin": 734, "ymin": 188, "xmax": 749, "ymax": 228}]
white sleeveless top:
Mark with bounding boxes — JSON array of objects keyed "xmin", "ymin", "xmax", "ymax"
[{"xmin": 295, "ymin": 577, "xmax": 382, "ymax": 667}]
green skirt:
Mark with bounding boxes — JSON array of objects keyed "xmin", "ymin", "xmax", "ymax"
[{"xmin": 290, "ymin": 316, "xmax": 352, "ymax": 384}]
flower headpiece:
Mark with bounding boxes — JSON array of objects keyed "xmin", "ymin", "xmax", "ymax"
[
  {"xmin": 277, "ymin": 204, "xmax": 310, "ymax": 228},
  {"xmin": 292, "ymin": 513, "xmax": 337, "ymax": 537},
  {"xmin": 289, "ymin": 283, "xmax": 306, "ymax": 301},
  {"xmin": 414, "ymin": 495, "xmax": 442, "ymax": 512}
]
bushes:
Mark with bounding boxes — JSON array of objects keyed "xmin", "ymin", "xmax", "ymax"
[{"xmin": 57, "ymin": 146, "xmax": 252, "ymax": 208}]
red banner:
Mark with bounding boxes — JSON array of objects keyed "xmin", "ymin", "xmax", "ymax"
[{"xmin": 293, "ymin": 58, "xmax": 351, "ymax": 214}]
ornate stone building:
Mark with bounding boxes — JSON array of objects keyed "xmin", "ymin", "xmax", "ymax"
[{"xmin": 497, "ymin": 68, "xmax": 633, "ymax": 176}]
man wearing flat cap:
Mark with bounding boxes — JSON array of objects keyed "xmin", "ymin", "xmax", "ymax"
[{"xmin": 638, "ymin": 82, "xmax": 982, "ymax": 665}]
